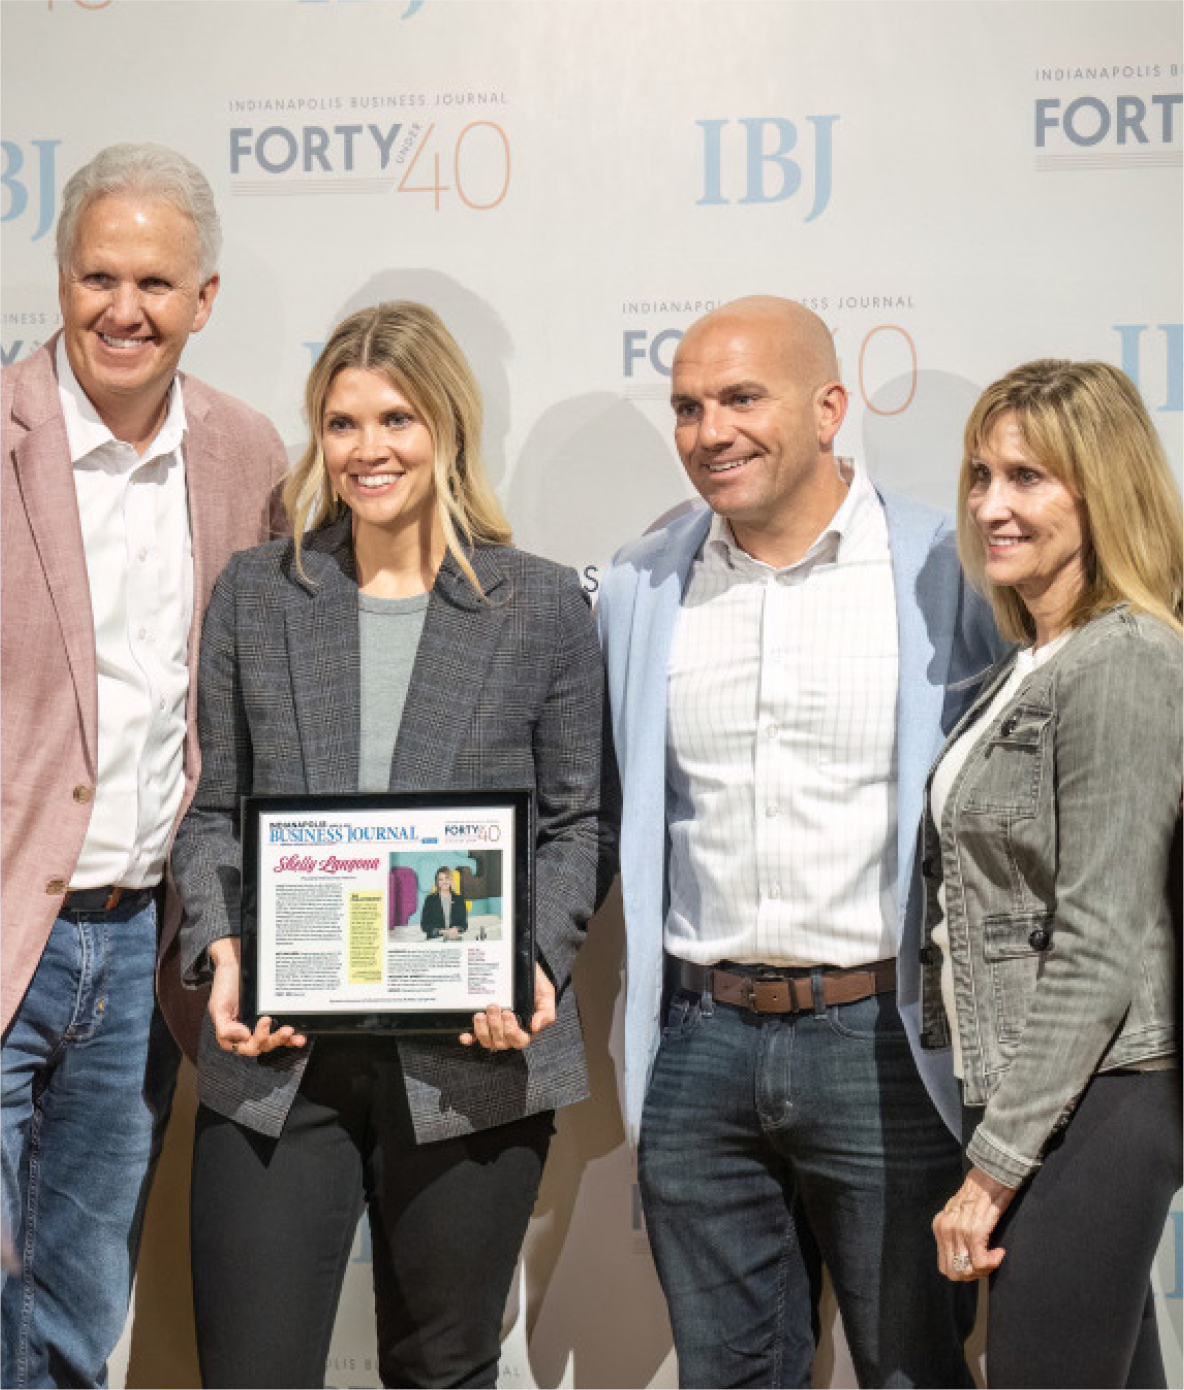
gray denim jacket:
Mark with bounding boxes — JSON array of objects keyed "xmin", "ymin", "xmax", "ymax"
[{"xmin": 919, "ymin": 606, "xmax": 1181, "ymax": 1188}]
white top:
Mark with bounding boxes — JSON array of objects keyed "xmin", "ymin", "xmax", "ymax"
[
  {"xmin": 58, "ymin": 338, "xmax": 193, "ymax": 890},
  {"xmin": 665, "ymin": 467, "xmax": 901, "ymax": 968},
  {"xmin": 929, "ymin": 629, "xmax": 1073, "ymax": 1075}
]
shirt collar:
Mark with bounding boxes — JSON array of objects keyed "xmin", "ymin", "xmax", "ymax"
[
  {"xmin": 703, "ymin": 459, "xmax": 873, "ymax": 576},
  {"xmin": 56, "ymin": 336, "xmax": 187, "ymax": 469}
]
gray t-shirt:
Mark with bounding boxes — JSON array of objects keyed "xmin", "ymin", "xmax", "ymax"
[{"xmin": 357, "ymin": 591, "xmax": 430, "ymax": 793}]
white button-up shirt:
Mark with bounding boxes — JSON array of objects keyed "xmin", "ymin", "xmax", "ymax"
[
  {"xmin": 58, "ymin": 338, "xmax": 193, "ymax": 889},
  {"xmin": 665, "ymin": 467, "xmax": 901, "ymax": 968}
]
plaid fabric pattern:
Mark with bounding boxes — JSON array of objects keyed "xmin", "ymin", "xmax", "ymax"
[{"xmin": 172, "ymin": 517, "xmax": 613, "ymax": 1141}]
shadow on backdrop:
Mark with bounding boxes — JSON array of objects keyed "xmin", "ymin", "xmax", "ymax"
[
  {"xmin": 862, "ymin": 370, "xmax": 983, "ymax": 513},
  {"xmin": 519, "ymin": 885, "xmax": 676, "ymax": 1389},
  {"xmin": 124, "ymin": 1065, "xmax": 200, "ymax": 1389},
  {"xmin": 507, "ymin": 394, "xmax": 686, "ymax": 572}
]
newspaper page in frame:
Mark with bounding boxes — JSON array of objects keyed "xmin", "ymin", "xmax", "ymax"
[{"xmin": 245, "ymin": 793, "xmax": 530, "ymax": 1028}]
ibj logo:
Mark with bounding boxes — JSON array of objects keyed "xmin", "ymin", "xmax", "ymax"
[
  {"xmin": 1, "ymin": 139, "xmax": 61, "ymax": 242},
  {"xmin": 1114, "ymin": 324, "xmax": 1183, "ymax": 413},
  {"xmin": 696, "ymin": 116, "xmax": 838, "ymax": 222}
]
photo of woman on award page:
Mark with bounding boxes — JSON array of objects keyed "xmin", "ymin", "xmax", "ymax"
[{"xmin": 389, "ymin": 850, "xmax": 504, "ymax": 944}]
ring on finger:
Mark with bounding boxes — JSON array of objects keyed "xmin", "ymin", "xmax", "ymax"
[{"xmin": 951, "ymin": 1251, "xmax": 973, "ymax": 1275}]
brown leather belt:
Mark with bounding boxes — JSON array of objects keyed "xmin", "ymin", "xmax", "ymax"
[{"xmin": 676, "ymin": 957, "xmax": 897, "ymax": 1014}]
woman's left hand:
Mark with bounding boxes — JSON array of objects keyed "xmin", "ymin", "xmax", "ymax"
[
  {"xmin": 460, "ymin": 964, "xmax": 556, "ymax": 1052},
  {"xmin": 932, "ymin": 1165, "xmax": 1017, "ymax": 1281}
]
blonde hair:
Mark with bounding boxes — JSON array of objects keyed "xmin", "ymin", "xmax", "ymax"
[
  {"xmin": 284, "ymin": 301, "xmax": 511, "ymax": 591},
  {"xmin": 957, "ymin": 359, "xmax": 1182, "ymax": 644}
]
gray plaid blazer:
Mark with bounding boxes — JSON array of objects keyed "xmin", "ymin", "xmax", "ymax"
[{"xmin": 171, "ymin": 516, "xmax": 613, "ymax": 1142}]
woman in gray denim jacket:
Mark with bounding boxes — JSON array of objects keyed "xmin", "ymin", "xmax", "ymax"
[{"xmin": 923, "ymin": 360, "xmax": 1182, "ymax": 1388}]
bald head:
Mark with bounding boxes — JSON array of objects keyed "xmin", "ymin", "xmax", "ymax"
[
  {"xmin": 676, "ymin": 296, "xmax": 839, "ymax": 391},
  {"xmin": 669, "ymin": 295, "xmax": 849, "ymax": 567}
]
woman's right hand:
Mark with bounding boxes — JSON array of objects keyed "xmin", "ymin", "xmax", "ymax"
[{"xmin": 208, "ymin": 938, "xmax": 307, "ymax": 1056}]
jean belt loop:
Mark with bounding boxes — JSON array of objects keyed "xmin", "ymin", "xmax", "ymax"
[
  {"xmin": 810, "ymin": 968, "xmax": 828, "ymax": 1018},
  {"xmin": 701, "ymin": 967, "xmax": 715, "ymax": 1018}
]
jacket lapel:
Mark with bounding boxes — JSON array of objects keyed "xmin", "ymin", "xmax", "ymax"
[
  {"xmin": 284, "ymin": 519, "xmax": 361, "ymax": 794},
  {"xmin": 179, "ymin": 379, "xmax": 226, "ymax": 645},
  {"xmin": 623, "ymin": 512, "xmax": 710, "ymax": 838},
  {"xmin": 8, "ymin": 344, "xmax": 99, "ymax": 761},
  {"xmin": 390, "ymin": 547, "xmax": 510, "ymax": 791},
  {"xmin": 882, "ymin": 488, "xmax": 957, "ymax": 948}
]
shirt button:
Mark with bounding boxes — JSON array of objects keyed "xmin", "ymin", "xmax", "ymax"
[
  {"xmin": 137, "ymin": 627, "xmax": 148, "ymax": 640},
  {"xmin": 138, "ymin": 548, "xmax": 149, "ymax": 562},
  {"xmin": 72, "ymin": 785, "xmax": 93, "ymax": 803},
  {"xmin": 768, "ymin": 883, "xmax": 782, "ymax": 899},
  {"xmin": 159, "ymin": 697, "xmax": 166, "ymax": 711},
  {"xmin": 766, "ymin": 723, "xmax": 778, "ymax": 739},
  {"xmin": 46, "ymin": 878, "xmax": 67, "ymax": 895},
  {"xmin": 766, "ymin": 804, "xmax": 779, "ymax": 818}
]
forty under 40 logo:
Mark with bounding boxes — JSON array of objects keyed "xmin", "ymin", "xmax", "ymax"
[
  {"xmin": 1033, "ymin": 73, "xmax": 1182, "ymax": 170},
  {"xmin": 228, "ymin": 119, "xmax": 510, "ymax": 209},
  {"xmin": 696, "ymin": 116, "xmax": 838, "ymax": 221}
]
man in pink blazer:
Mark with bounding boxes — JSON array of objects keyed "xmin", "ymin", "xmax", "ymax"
[{"xmin": 0, "ymin": 143, "xmax": 286, "ymax": 1388}]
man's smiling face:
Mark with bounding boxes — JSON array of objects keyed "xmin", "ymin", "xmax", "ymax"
[
  {"xmin": 58, "ymin": 193, "xmax": 218, "ymax": 435},
  {"xmin": 670, "ymin": 312, "xmax": 838, "ymax": 550}
]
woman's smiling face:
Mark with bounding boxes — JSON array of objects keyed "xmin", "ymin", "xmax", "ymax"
[
  {"xmin": 322, "ymin": 367, "xmax": 437, "ymax": 539},
  {"xmin": 966, "ymin": 411, "xmax": 1089, "ymax": 630}
]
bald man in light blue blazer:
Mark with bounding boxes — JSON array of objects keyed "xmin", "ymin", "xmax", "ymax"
[{"xmin": 598, "ymin": 296, "xmax": 1004, "ymax": 1389}]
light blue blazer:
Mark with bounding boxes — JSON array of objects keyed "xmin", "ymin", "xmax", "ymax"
[{"xmin": 597, "ymin": 488, "xmax": 1004, "ymax": 1142}]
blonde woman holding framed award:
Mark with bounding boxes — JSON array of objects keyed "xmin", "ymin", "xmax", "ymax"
[{"xmin": 172, "ymin": 301, "xmax": 613, "ymax": 1389}]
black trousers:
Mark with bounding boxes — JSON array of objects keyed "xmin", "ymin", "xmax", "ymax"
[
  {"xmin": 978, "ymin": 1069, "xmax": 1181, "ymax": 1389},
  {"xmin": 191, "ymin": 1037, "xmax": 553, "ymax": 1389}
]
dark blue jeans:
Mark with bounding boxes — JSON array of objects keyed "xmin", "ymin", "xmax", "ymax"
[
  {"xmin": 639, "ymin": 984, "xmax": 975, "ymax": 1389},
  {"xmin": 1, "ymin": 895, "xmax": 178, "ymax": 1389}
]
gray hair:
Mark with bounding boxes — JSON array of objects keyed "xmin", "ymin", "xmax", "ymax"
[{"xmin": 56, "ymin": 143, "xmax": 221, "ymax": 280}]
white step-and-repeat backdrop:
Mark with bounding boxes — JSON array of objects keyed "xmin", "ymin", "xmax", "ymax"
[{"xmin": 3, "ymin": 2, "xmax": 1180, "ymax": 1386}]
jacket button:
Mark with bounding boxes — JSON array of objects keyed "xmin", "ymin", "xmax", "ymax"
[
  {"xmin": 919, "ymin": 945, "xmax": 936, "ymax": 965},
  {"xmin": 922, "ymin": 856, "xmax": 936, "ymax": 879},
  {"xmin": 72, "ymin": 785, "xmax": 93, "ymax": 804},
  {"xmin": 46, "ymin": 878, "xmax": 67, "ymax": 895},
  {"xmin": 1029, "ymin": 927, "xmax": 1050, "ymax": 951},
  {"xmin": 1001, "ymin": 717, "xmax": 1018, "ymax": 737}
]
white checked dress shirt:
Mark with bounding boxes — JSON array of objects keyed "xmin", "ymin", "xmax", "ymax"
[
  {"xmin": 58, "ymin": 338, "xmax": 193, "ymax": 890},
  {"xmin": 665, "ymin": 467, "xmax": 900, "ymax": 968}
]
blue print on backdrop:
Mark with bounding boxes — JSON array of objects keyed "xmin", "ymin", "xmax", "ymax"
[
  {"xmin": 1, "ymin": 139, "xmax": 61, "ymax": 243},
  {"xmin": 696, "ymin": 116, "xmax": 838, "ymax": 222},
  {"xmin": 1114, "ymin": 324, "xmax": 1183, "ymax": 412}
]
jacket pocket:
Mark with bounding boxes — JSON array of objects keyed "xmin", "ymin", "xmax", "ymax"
[
  {"xmin": 963, "ymin": 706, "xmax": 1053, "ymax": 818},
  {"xmin": 983, "ymin": 909, "xmax": 1053, "ymax": 1042}
]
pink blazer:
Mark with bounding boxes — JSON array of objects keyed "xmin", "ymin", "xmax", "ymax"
[{"xmin": 1, "ymin": 337, "xmax": 288, "ymax": 1057}]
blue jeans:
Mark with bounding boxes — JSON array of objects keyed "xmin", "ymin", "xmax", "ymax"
[
  {"xmin": 1, "ymin": 893, "xmax": 179, "ymax": 1388},
  {"xmin": 639, "ymin": 984, "xmax": 975, "ymax": 1389}
]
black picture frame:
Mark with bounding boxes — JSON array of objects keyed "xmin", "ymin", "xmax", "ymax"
[{"xmin": 240, "ymin": 789, "xmax": 535, "ymax": 1033}]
